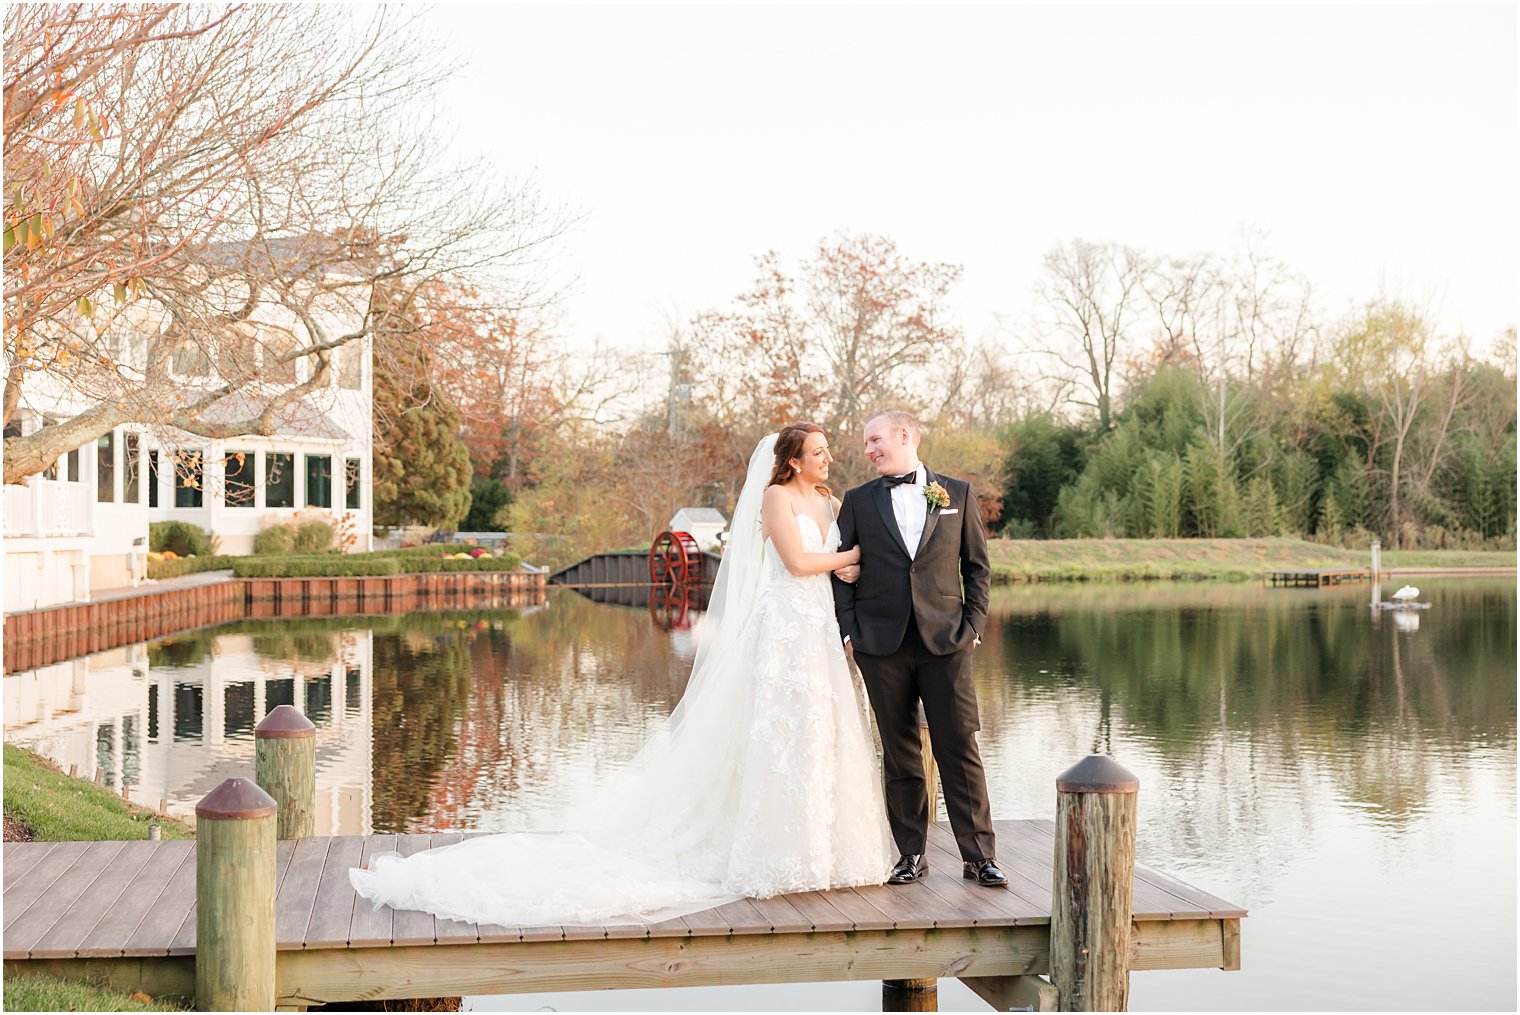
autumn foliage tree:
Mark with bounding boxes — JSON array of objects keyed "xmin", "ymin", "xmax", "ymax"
[{"xmin": 685, "ymin": 232, "xmax": 965, "ymax": 489}]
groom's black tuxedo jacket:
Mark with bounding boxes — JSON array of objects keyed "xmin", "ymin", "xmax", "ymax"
[{"xmin": 832, "ymin": 469, "xmax": 991, "ymax": 657}]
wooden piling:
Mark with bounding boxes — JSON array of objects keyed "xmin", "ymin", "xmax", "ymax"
[
  {"xmin": 254, "ymin": 705, "xmax": 316, "ymax": 839},
  {"xmin": 882, "ymin": 978, "xmax": 937, "ymax": 1011},
  {"xmin": 1051, "ymin": 755, "xmax": 1138, "ymax": 1012},
  {"xmin": 195, "ymin": 777, "xmax": 277, "ymax": 1012}
]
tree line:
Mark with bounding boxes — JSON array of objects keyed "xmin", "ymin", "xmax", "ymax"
[{"xmin": 396, "ymin": 231, "xmax": 1513, "ymax": 568}]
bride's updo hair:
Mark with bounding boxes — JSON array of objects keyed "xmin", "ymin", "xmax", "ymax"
[{"xmin": 768, "ymin": 422, "xmax": 831, "ymax": 498}]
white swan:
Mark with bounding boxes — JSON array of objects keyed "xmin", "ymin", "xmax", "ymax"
[{"xmin": 1391, "ymin": 585, "xmax": 1420, "ymax": 602}]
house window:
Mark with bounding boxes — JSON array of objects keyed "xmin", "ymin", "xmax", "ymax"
[
  {"xmin": 305, "ymin": 454, "xmax": 332, "ymax": 508},
  {"xmin": 96, "ymin": 432, "xmax": 116, "ymax": 502},
  {"xmin": 173, "ymin": 450, "xmax": 203, "ymax": 508},
  {"xmin": 224, "ymin": 451, "xmax": 255, "ymax": 507},
  {"xmin": 124, "ymin": 434, "xmax": 141, "ymax": 503},
  {"xmin": 67, "ymin": 446, "xmax": 79, "ymax": 482},
  {"xmin": 265, "ymin": 452, "xmax": 294, "ymax": 508},
  {"xmin": 2, "ymin": 419, "xmax": 19, "ymax": 440},
  {"xmin": 148, "ymin": 450, "xmax": 159, "ymax": 507},
  {"xmin": 345, "ymin": 458, "xmax": 362, "ymax": 510}
]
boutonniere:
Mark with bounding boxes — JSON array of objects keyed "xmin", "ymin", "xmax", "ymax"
[{"xmin": 923, "ymin": 481, "xmax": 950, "ymax": 512}]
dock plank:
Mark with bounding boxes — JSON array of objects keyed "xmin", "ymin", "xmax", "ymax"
[
  {"xmin": 777, "ymin": 889, "xmax": 856, "ymax": 933},
  {"xmin": 122, "ymin": 844, "xmax": 196, "ymax": 956},
  {"xmin": 31, "ymin": 841, "xmax": 156, "ymax": 959},
  {"xmin": 7, "ymin": 841, "xmax": 126, "ymax": 957},
  {"xmin": 925, "ymin": 826, "xmax": 1046, "ymax": 923},
  {"xmin": 76, "ymin": 841, "xmax": 194, "ymax": 958},
  {"xmin": 816, "ymin": 885, "xmax": 897, "ymax": 932},
  {"xmin": 275, "ymin": 837, "xmax": 333, "ymax": 948},
  {"xmin": 3, "ymin": 842, "xmax": 56, "ymax": 890},
  {"xmin": 348, "ymin": 834, "xmax": 397, "ymax": 948},
  {"xmin": 3, "ymin": 841, "xmax": 90, "ymax": 935},
  {"xmin": 747, "ymin": 891, "xmax": 816, "ymax": 934},
  {"xmin": 388, "ymin": 835, "xmax": 437, "ymax": 947},
  {"xmin": 303, "ymin": 836, "xmax": 366, "ymax": 949},
  {"xmin": 423, "ymin": 834, "xmax": 485, "ymax": 946}
]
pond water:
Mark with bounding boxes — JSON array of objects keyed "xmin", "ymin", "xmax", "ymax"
[{"xmin": 5, "ymin": 578, "xmax": 1514, "ymax": 1011}]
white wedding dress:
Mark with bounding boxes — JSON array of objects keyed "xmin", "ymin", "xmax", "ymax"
[{"xmin": 350, "ymin": 436, "xmax": 893, "ymax": 927}]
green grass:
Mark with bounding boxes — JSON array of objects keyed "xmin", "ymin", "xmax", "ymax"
[
  {"xmin": 2, "ymin": 971, "xmax": 188, "ymax": 1011},
  {"xmin": 2, "ymin": 744, "xmax": 194, "ymax": 843},
  {"xmin": 985, "ymin": 537, "xmax": 1516, "ymax": 583}
]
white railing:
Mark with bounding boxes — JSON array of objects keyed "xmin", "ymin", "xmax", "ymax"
[
  {"xmin": 4, "ymin": 483, "xmax": 37, "ymax": 535},
  {"xmin": 3, "ymin": 480, "xmax": 90, "ymax": 537}
]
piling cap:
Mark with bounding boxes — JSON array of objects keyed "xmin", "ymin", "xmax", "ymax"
[
  {"xmin": 196, "ymin": 778, "xmax": 277, "ymax": 821},
  {"xmin": 255, "ymin": 704, "xmax": 315, "ymax": 739},
  {"xmin": 1056, "ymin": 754, "xmax": 1140, "ymax": 794}
]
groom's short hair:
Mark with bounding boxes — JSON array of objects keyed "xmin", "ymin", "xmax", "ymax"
[{"xmin": 866, "ymin": 408, "xmax": 920, "ymax": 445}]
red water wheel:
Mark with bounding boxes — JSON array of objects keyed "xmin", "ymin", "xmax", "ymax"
[{"xmin": 648, "ymin": 530, "xmax": 702, "ymax": 584}]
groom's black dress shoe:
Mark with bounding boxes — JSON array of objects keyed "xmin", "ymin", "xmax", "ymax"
[
  {"xmin": 964, "ymin": 858, "xmax": 1009, "ymax": 887},
  {"xmin": 887, "ymin": 854, "xmax": 927, "ymax": 884}
]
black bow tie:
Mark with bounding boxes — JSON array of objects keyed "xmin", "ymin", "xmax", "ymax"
[{"xmin": 884, "ymin": 472, "xmax": 919, "ymax": 487}]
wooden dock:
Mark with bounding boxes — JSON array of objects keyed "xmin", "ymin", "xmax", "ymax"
[
  {"xmin": 1264, "ymin": 567, "xmax": 1373, "ymax": 588},
  {"xmin": 2, "ymin": 819, "xmax": 1243, "ymax": 1009}
]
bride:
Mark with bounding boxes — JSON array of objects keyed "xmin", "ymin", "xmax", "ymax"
[{"xmin": 350, "ymin": 424, "xmax": 894, "ymax": 926}]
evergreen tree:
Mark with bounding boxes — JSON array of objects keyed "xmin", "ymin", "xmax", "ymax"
[{"xmin": 372, "ymin": 334, "xmax": 474, "ymax": 530}]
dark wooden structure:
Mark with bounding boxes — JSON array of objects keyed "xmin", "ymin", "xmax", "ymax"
[
  {"xmin": 1264, "ymin": 567, "xmax": 1373, "ymax": 588},
  {"xmin": 552, "ymin": 549, "xmax": 722, "ymax": 588}
]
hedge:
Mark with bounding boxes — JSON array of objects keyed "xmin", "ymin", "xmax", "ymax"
[
  {"xmin": 147, "ymin": 554, "xmax": 239, "ymax": 580},
  {"xmin": 232, "ymin": 557, "xmax": 403, "ymax": 578},
  {"xmin": 229, "ymin": 552, "xmax": 522, "ymax": 578},
  {"xmin": 396, "ymin": 554, "xmax": 521, "ymax": 573}
]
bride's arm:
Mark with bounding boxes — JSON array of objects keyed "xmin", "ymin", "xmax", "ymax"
[{"xmin": 761, "ymin": 486, "xmax": 861, "ymax": 577}]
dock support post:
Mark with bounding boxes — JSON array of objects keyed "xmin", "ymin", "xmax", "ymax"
[
  {"xmin": 919, "ymin": 715, "xmax": 939, "ymax": 820},
  {"xmin": 882, "ymin": 978, "xmax": 937, "ymax": 1011},
  {"xmin": 195, "ymin": 777, "xmax": 277, "ymax": 1012},
  {"xmin": 254, "ymin": 705, "xmax": 316, "ymax": 839},
  {"xmin": 1051, "ymin": 755, "xmax": 1138, "ymax": 1012}
]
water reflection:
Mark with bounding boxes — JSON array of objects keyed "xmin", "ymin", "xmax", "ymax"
[
  {"xmin": 4, "ymin": 578, "xmax": 1513, "ymax": 1009},
  {"xmin": 5, "ymin": 625, "xmax": 374, "ymax": 833}
]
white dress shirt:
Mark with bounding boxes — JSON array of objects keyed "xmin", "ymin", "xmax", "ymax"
[{"xmin": 891, "ymin": 463, "xmax": 928, "ymax": 559}]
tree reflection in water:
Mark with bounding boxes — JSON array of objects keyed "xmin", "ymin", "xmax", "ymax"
[{"xmin": 971, "ymin": 579, "xmax": 1516, "ymax": 900}]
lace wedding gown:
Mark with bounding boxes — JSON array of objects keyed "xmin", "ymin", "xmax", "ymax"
[{"xmin": 350, "ymin": 511, "xmax": 893, "ymax": 927}]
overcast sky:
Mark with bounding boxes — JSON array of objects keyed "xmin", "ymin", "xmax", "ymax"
[{"xmin": 427, "ymin": 3, "xmax": 1517, "ymax": 355}]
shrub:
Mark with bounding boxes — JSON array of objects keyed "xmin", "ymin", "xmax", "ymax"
[
  {"xmin": 293, "ymin": 518, "xmax": 336, "ymax": 553},
  {"xmin": 253, "ymin": 524, "xmax": 295, "ymax": 555},
  {"xmin": 149, "ymin": 521, "xmax": 214, "ymax": 557}
]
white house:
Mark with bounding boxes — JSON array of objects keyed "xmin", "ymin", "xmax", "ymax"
[
  {"xmin": 3, "ymin": 290, "xmax": 373, "ymax": 612},
  {"xmin": 668, "ymin": 507, "xmax": 727, "ymax": 551}
]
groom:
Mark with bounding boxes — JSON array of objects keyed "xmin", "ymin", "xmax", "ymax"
[{"xmin": 832, "ymin": 409, "xmax": 1007, "ymax": 888}]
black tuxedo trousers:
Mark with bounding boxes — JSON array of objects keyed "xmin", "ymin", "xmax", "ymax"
[{"xmin": 832, "ymin": 472, "xmax": 996, "ymax": 863}]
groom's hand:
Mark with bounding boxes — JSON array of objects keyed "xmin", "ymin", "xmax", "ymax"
[{"xmin": 833, "ymin": 564, "xmax": 861, "ymax": 584}]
